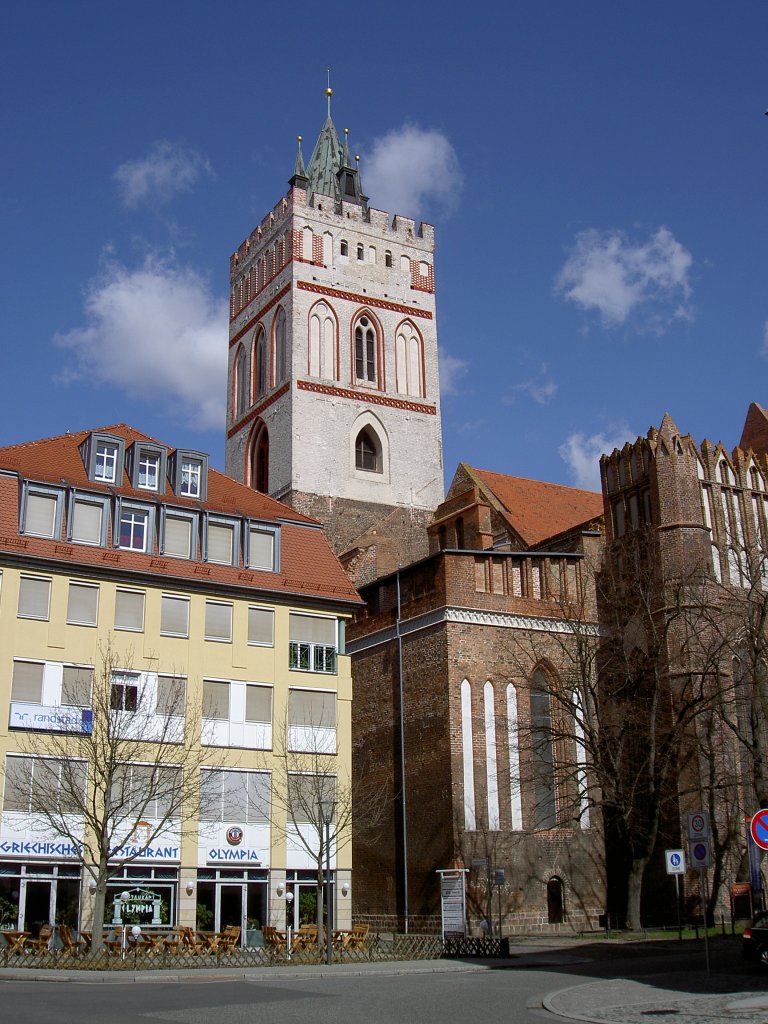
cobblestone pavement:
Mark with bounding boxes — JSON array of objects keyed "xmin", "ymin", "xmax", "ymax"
[{"xmin": 544, "ymin": 975, "xmax": 768, "ymax": 1024}]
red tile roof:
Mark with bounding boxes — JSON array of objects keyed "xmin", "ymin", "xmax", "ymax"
[
  {"xmin": 0, "ymin": 425, "xmax": 361, "ymax": 607},
  {"xmin": 469, "ymin": 466, "xmax": 603, "ymax": 547}
]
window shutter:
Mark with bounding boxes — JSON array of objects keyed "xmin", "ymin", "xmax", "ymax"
[
  {"xmin": 248, "ymin": 607, "xmax": 274, "ymax": 645},
  {"xmin": 11, "ymin": 661, "xmax": 44, "ymax": 702},
  {"xmin": 3, "ymin": 756, "xmax": 31, "ymax": 812},
  {"xmin": 247, "ymin": 773, "xmax": 270, "ymax": 822},
  {"xmin": 115, "ymin": 590, "xmax": 144, "ymax": 631},
  {"xmin": 161, "ymin": 595, "xmax": 189, "ymax": 636},
  {"xmin": 288, "ymin": 689, "xmax": 335, "ymax": 728},
  {"xmin": 157, "ymin": 675, "xmax": 186, "ymax": 716},
  {"xmin": 26, "ymin": 493, "xmax": 57, "ymax": 537},
  {"xmin": 207, "ymin": 523, "xmax": 234, "ymax": 564},
  {"xmin": 67, "ymin": 583, "xmax": 99, "ymax": 625},
  {"xmin": 203, "ymin": 680, "xmax": 229, "ymax": 719},
  {"xmin": 61, "ymin": 666, "xmax": 93, "ymax": 707},
  {"xmin": 164, "ymin": 516, "xmax": 192, "ymax": 558},
  {"xmin": 245, "ymin": 685, "xmax": 272, "ymax": 723},
  {"xmin": 289, "ymin": 614, "xmax": 336, "ymax": 645},
  {"xmin": 248, "ymin": 528, "xmax": 274, "ymax": 570},
  {"xmin": 72, "ymin": 500, "xmax": 103, "ymax": 545},
  {"xmin": 18, "ymin": 577, "xmax": 51, "ymax": 619},
  {"xmin": 205, "ymin": 602, "xmax": 232, "ymax": 640}
]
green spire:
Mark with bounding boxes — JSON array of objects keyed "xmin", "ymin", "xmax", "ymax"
[
  {"xmin": 289, "ymin": 135, "xmax": 308, "ymax": 188},
  {"xmin": 297, "ymin": 82, "xmax": 367, "ymax": 209}
]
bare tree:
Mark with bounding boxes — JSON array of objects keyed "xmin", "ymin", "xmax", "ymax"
[
  {"xmin": 265, "ymin": 698, "xmax": 386, "ymax": 953},
  {"xmin": 2, "ymin": 641, "xmax": 210, "ymax": 949},
  {"xmin": 507, "ymin": 545, "xmax": 726, "ymax": 930}
]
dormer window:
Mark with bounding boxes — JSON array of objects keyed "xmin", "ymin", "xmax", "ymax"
[
  {"xmin": 181, "ymin": 459, "xmax": 202, "ymax": 497},
  {"xmin": 82, "ymin": 432, "xmax": 125, "ymax": 485},
  {"xmin": 95, "ymin": 441, "xmax": 118, "ymax": 482},
  {"xmin": 139, "ymin": 453, "xmax": 159, "ymax": 490},
  {"xmin": 119, "ymin": 506, "xmax": 150, "ymax": 552},
  {"xmin": 169, "ymin": 450, "xmax": 208, "ymax": 501},
  {"xmin": 246, "ymin": 522, "xmax": 280, "ymax": 572}
]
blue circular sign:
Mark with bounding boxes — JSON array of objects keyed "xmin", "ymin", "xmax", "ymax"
[{"xmin": 751, "ymin": 810, "xmax": 768, "ymax": 851}]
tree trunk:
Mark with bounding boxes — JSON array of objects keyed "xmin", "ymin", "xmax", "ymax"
[{"xmin": 625, "ymin": 856, "xmax": 648, "ymax": 931}]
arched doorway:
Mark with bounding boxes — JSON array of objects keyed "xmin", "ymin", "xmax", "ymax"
[{"xmin": 547, "ymin": 876, "xmax": 565, "ymax": 924}]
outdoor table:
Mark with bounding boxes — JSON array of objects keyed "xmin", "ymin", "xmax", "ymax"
[
  {"xmin": 1, "ymin": 930, "xmax": 31, "ymax": 954},
  {"xmin": 332, "ymin": 929, "xmax": 352, "ymax": 950},
  {"xmin": 196, "ymin": 931, "xmax": 222, "ymax": 953}
]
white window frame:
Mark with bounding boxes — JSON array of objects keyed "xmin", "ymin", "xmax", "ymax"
[
  {"xmin": 21, "ymin": 484, "xmax": 63, "ymax": 539},
  {"xmin": 17, "ymin": 575, "xmax": 52, "ymax": 621},
  {"xmin": 94, "ymin": 441, "xmax": 119, "ymax": 482},
  {"xmin": 138, "ymin": 452, "xmax": 160, "ymax": 490},
  {"xmin": 204, "ymin": 601, "xmax": 233, "ymax": 643},
  {"xmin": 117, "ymin": 502, "xmax": 153, "ymax": 553},
  {"xmin": 66, "ymin": 581, "xmax": 99, "ymax": 627},
  {"xmin": 180, "ymin": 459, "xmax": 202, "ymax": 497},
  {"xmin": 68, "ymin": 492, "xmax": 109, "ymax": 547},
  {"xmin": 246, "ymin": 522, "xmax": 280, "ymax": 572}
]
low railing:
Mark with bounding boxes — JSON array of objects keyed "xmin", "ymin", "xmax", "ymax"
[{"xmin": 288, "ymin": 641, "xmax": 336, "ymax": 674}]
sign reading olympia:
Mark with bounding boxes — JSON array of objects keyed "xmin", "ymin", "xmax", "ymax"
[{"xmin": 750, "ymin": 809, "xmax": 768, "ymax": 851}]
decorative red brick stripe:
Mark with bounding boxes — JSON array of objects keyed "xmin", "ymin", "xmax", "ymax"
[
  {"xmin": 229, "ymin": 284, "xmax": 292, "ymax": 346},
  {"xmin": 297, "ymin": 281, "xmax": 432, "ymax": 319},
  {"xmin": 297, "ymin": 379, "xmax": 436, "ymax": 414},
  {"xmin": 227, "ymin": 382, "xmax": 291, "ymax": 438}
]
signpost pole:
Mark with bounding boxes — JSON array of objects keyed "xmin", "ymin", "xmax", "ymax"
[
  {"xmin": 700, "ymin": 869, "xmax": 710, "ymax": 979},
  {"xmin": 674, "ymin": 874, "xmax": 681, "ymax": 943}
]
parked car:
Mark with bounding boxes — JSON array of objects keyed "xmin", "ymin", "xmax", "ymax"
[{"xmin": 742, "ymin": 911, "xmax": 768, "ymax": 964}]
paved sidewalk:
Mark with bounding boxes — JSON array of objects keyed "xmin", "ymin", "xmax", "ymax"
[{"xmin": 544, "ymin": 974, "xmax": 768, "ymax": 1024}]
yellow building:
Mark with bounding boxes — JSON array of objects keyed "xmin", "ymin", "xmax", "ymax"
[{"xmin": 0, "ymin": 424, "xmax": 360, "ymax": 942}]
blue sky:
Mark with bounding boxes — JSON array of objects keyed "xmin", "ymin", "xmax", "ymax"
[{"xmin": 2, "ymin": 2, "xmax": 767, "ymax": 493}]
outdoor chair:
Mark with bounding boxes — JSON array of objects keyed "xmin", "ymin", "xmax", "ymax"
[
  {"xmin": 26, "ymin": 923, "xmax": 53, "ymax": 952},
  {"xmin": 58, "ymin": 925, "xmax": 85, "ymax": 954},
  {"xmin": 346, "ymin": 924, "xmax": 370, "ymax": 950}
]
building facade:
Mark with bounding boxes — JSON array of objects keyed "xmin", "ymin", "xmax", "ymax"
[
  {"xmin": 224, "ymin": 96, "xmax": 444, "ymax": 582},
  {"xmin": 0, "ymin": 425, "xmax": 360, "ymax": 941},
  {"xmin": 347, "ymin": 465, "xmax": 607, "ymax": 934},
  {"xmin": 599, "ymin": 404, "xmax": 768, "ymax": 925}
]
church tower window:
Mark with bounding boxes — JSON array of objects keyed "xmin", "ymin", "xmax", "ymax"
[
  {"xmin": 254, "ymin": 328, "xmax": 267, "ymax": 398},
  {"xmin": 354, "ymin": 316, "xmax": 378, "ymax": 385},
  {"xmin": 355, "ymin": 428, "xmax": 381, "ymax": 473},
  {"xmin": 273, "ymin": 307, "xmax": 287, "ymax": 385},
  {"xmin": 308, "ymin": 301, "xmax": 337, "ymax": 380},
  {"xmin": 235, "ymin": 345, "xmax": 248, "ymax": 418},
  {"xmin": 395, "ymin": 321, "xmax": 424, "ymax": 398}
]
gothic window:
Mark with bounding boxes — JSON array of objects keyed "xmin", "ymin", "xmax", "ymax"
[
  {"xmin": 235, "ymin": 345, "xmax": 248, "ymax": 418},
  {"xmin": 354, "ymin": 315, "xmax": 379, "ymax": 385},
  {"xmin": 308, "ymin": 301, "xmax": 337, "ymax": 380},
  {"xmin": 506, "ymin": 683, "xmax": 523, "ymax": 829},
  {"xmin": 250, "ymin": 422, "xmax": 269, "ymax": 494},
  {"xmin": 530, "ymin": 668, "xmax": 556, "ymax": 830},
  {"xmin": 385, "ymin": 250, "xmax": 393, "ymax": 268},
  {"xmin": 254, "ymin": 328, "xmax": 267, "ymax": 398},
  {"xmin": 357, "ymin": 243, "xmax": 364, "ymax": 261},
  {"xmin": 483, "ymin": 681, "xmax": 500, "ymax": 830},
  {"xmin": 272, "ymin": 307, "xmax": 287, "ymax": 385},
  {"xmin": 340, "ymin": 240, "xmax": 348, "ymax": 257},
  {"xmin": 460, "ymin": 680, "xmax": 476, "ymax": 830},
  {"xmin": 355, "ymin": 427, "xmax": 381, "ymax": 473},
  {"xmin": 395, "ymin": 320, "xmax": 424, "ymax": 397}
]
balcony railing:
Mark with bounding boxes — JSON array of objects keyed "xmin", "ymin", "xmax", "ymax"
[{"xmin": 289, "ymin": 642, "xmax": 337, "ymax": 674}]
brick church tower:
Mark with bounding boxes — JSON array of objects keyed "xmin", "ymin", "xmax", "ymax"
[{"xmin": 225, "ymin": 90, "xmax": 444, "ymax": 582}]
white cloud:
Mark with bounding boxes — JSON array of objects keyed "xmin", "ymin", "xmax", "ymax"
[
  {"xmin": 555, "ymin": 227, "xmax": 693, "ymax": 329},
  {"xmin": 439, "ymin": 350, "xmax": 468, "ymax": 396},
  {"xmin": 364, "ymin": 124, "xmax": 463, "ymax": 220},
  {"xmin": 54, "ymin": 254, "xmax": 228, "ymax": 430},
  {"xmin": 559, "ymin": 425, "xmax": 635, "ymax": 490},
  {"xmin": 114, "ymin": 141, "xmax": 213, "ymax": 207},
  {"xmin": 509, "ymin": 366, "xmax": 557, "ymax": 405}
]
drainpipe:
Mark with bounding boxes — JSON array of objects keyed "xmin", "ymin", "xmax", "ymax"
[{"xmin": 396, "ymin": 569, "xmax": 409, "ymax": 933}]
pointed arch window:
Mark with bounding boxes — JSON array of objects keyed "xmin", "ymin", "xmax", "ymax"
[
  {"xmin": 395, "ymin": 321, "xmax": 424, "ymax": 397},
  {"xmin": 254, "ymin": 328, "xmax": 267, "ymax": 399},
  {"xmin": 235, "ymin": 345, "xmax": 248, "ymax": 418},
  {"xmin": 531, "ymin": 668, "xmax": 556, "ymax": 829},
  {"xmin": 273, "ymin": 307, "xmax": 287, "ymax": 385},
  {"xmin": 250, "ymin": 422, "xmax": 269, "ymax": 494},
  {"xmin": 308, "ymin": 301, "xmax": 337, "ymax": 381},
  {"xmin": 354, "ymin": 315, "xmax": 379, "ymax": 386},
  {"xmin": 355, "ymin": 427, "xmax": 381, "ymax": 473}
]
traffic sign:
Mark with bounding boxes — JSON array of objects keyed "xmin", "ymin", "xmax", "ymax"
[
  {"xmin": 665, "ymin": 849, "xmax": 685, "ymax": 875},
  {"xmin": 750, "ymin": 809, "xmax": 768, "ymax": 851},
  {"xmin": 689, "ymin": 838, "xmax": 712, "ymax": 869},
  {"xmin": 687, "ymin": 810, "xmax": 710, "ymax": 840}
]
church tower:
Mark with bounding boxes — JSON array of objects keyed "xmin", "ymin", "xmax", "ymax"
[{"xmin": 225, "ymin": 90, "xmax": 444, "ymax": 579}]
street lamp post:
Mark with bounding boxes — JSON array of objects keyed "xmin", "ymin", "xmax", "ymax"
[{"xmin": 325, "ymin": 815, "xmax": 332, "ymax": 965}]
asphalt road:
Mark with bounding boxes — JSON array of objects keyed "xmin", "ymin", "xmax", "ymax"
[{"xmin": 0, "ymin": 968, "xmax": 562, "ymax": 1024}]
